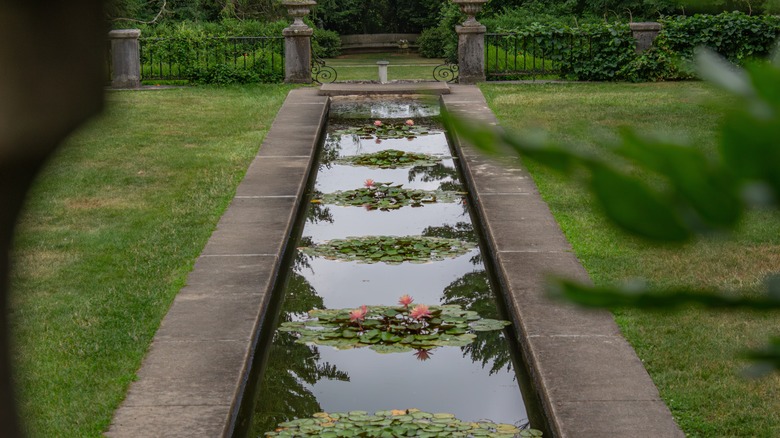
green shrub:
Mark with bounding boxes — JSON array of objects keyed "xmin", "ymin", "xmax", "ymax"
[
  {"xmin": 658, "ymin": 11, "xmax": 780, "ymax": 63},
  {"xmin": 313, "ymin": 28, "xmax": 342, "ymax": 58},
  {"xmin": 417, "ymin": 26, "xmax": 450, "ymax": 58},
  {"xmin": 559, "ymin": 23, "xmax": 636, "ymax": 81}
]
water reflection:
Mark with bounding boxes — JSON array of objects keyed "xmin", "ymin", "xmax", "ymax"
[
  {"xmin": 328, "ymin": 97, "xmax": 440, "ymax": 119},
  {"xmin": 421, "ymin": 222, "xmax": 476, "ymax": 242},
  {"xmin": 248, "ymin": 98, "xmax": 530, "ymax": 435},
  {"xmin": 408, "ymin": 162, "xmax": 459, "ymax": 184},
  {"xmin": 250, "ymin": 272, "xmax": 349, "ymax": 435},
  {"xmin": 443, "ymin": 270, "xmax": 512, "ymax": 375}
]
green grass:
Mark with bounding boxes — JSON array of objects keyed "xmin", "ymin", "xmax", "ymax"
[
  {"xmin": 480, "ymin": 81, "xmax": 780, "ymax": 437},
  {"xmin": 10, "ymin": 84, "xmax": 295, "ymax": 437},
  {"xmin": 322, "ymin": 52, "xmax": 444, "ymax": 81}
]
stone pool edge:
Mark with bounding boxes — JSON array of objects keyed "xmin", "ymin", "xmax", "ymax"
[
  {"xmin": 441, "ymin": 85, "xmax": 684, "ymax": 437},
  {"xmin": 106, "ymin": 88, "xmax": 329, "ymax": 437}
]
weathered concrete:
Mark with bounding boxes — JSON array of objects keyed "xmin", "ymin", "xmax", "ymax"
[
  {"xmin": 283, "ymin": 27, "xmax": 313, "ymax": 83},
  {"xmin": 441, "ymin": 85, "xmax": 683, "ymax": 438},
  {"xmin": 340, "ymin": 33, "xmax": 420, "ymax": 53},
  {"xmin": 377, "ymin": 61, "xmax": 390, "ymax": 84},
  {"xmin": 630, "ymin": 22, "xmax": 663, "ymax": 53},
  {"xmin": 319, "ymin": 82, "xmax": 450, "ymax": 96},
  {"xmin": 108, "ymin": 29, "xmax": 142, "ymax": 89},
  {"xmin": 456, "ymin": 25, "xmax": 486, "ymax": 84},
  {"xmin": 107, "ymin": 88, "xmax": 328, "ymax": 437}
]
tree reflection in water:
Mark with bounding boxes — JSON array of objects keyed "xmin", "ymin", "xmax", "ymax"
[
  {"xmin": 407, "ymin": 163, "xmax": 459, "ymax": 186},
  {"xmin": 442, "ymin": 270, "xmax": 512, "ymax": 376},
  {"xmin": 250, "ymin": 268, "xmax": 349, "ymax": 434},
  {"xmin": 421, "ymin": 223, "xmax": 482, "ymax": 265},
  {"xmin": 307, "ymin": 197, "xmax": 334, "ymax": 225}
]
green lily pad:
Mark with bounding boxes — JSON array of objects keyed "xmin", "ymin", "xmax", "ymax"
[
  {"xmin": 312, "ymin": 181, "xmax": 463, "ymax": 211},
  {"xmin": 334, "ymin": 122, "xmax": 430, "ymax": 140},
  {"xmin": 336, "ymin": 149, "xmax": 446, "ymax": 168},
  {"xmin": 279, "ymin": 303, "xmax": 509, "ymax": 353},
  {"xmin": 265, "ymin": 410, "xmax": 539, "ymax": 437},
  {"xmin": 300, "ymin": 235, "xmax": 476, "ymax": 264}
]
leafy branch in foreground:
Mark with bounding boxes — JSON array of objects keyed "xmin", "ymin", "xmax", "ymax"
[{"xmin": 444, "ymin": 49, "xmax": 780, "ymax": 374}]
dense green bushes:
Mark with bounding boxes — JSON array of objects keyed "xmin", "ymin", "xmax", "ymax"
[
  {"xmin": 659, "ymin": 11, "xmax": 780, "ymax": 62},
  {"xmin": 475, "ymin": 11, "xmax": 780, "ymax": 81},
  {"xmin": 136, "ymin": 19, "xmax": 340, "ymax": 84}
]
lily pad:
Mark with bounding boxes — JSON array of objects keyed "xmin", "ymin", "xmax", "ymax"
[
  {"xmin": 279, "ymin": 303, "xmax": 509, "ymax": 353},
  {"xmin": 299, "ymin": 235, "xmax": 476, "ymax": 264},
  {"xmin": 336, "ymin": 149, "xmax": 445, "ymax": 169},
  {"xmin": 334, "ymin": 121, "xmax": 430, "ymax": 140},
  {"xmin": 265, "ymin": 409, "xmax": 540, "ymax": 437},
  {"xmin": 316, "ymin": 182, "xmax": 461, "ymax": 210}
]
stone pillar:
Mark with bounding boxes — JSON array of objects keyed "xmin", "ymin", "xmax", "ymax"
[
  {"xmin": 108, "ymin": 29, "xmax": 141, "ymax": 88},
  {"xmin": 630, "ymin": 22, "xmax": 662, "ymax": 53},
  {"xmin": 282, "ymin": 0, "xmax": 316, "ymax": 83},
  {"xmin": 377, "ymin": 61, "xmax": 389, "ymax": 83},
  {"xmin": 452, "ymin": 0, "xmax": 487, "ymax": 84}
]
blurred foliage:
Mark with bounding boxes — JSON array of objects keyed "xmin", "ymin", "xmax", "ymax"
[{"xmin": 445, "ymin": 49, "xmax": 780, "ymax": 373}]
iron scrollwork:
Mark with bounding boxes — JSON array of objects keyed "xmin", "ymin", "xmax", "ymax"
[
  {"xmin": 312, "ymin": 57, "xmax": 337, "ymax": 84},
  {"xmin": 433, "ymin": 63, "xmax": 459, "ymax": 83}
]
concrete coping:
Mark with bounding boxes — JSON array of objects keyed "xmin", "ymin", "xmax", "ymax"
[
  {"xmin": 106, "ymin": 88, "xmax": 329, "ymax": 437},
  {"xmin": 319, "ymin": 82, "xmax": 450, "ymax": 96},
  {"xmin": 630, "ymin": 22, "xmax": 663, "ymax": 31},
  {"xmin": 441, "ymin": 85, "xmax": 684, "ymax": 437},
  {"xmin": 108, "ymin": 29, "xmax": 141, "ymax": 39}
]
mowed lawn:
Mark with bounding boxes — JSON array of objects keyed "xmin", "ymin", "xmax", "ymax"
[
  {"xmin": 322, "ymin": 52, "xmax": 445, "ymax": 81},
  {"xmin": 481, "ymin": 82, "xmax": 780, "ymax": 437},
  {"xmin": 10, "ymin": 84, "xmax": 294, "ymax": 436}
]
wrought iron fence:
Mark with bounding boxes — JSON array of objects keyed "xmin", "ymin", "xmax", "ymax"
[
  {"xmin": 485, "ymin": 32, "xmax": 593, "ymax": 80},
  {"xmin": 139, "ymin": 36, "xmax": 285, "ymax": 83}
]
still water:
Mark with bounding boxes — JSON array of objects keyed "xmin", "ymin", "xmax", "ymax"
[{"xmin": 246, "ymin": 97, "xmax": 530, "ymax": 435}]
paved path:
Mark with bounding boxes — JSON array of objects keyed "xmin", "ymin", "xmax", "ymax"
[
  {"xmin": 441, "ymin": 85, "xmax": 684, "ymax": 438},
  {"xmin": 107, "ymin": 88, "xmax": 328, "ymax": 437}
]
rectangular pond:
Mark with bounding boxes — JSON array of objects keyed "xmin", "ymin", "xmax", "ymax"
[{"xmin": 238, "ymin": 96, "xmax": 539, "ymax": 436}]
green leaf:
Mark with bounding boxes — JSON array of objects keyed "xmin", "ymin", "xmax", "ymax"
[
  {"xmin": 548, "ymin": 278, "xmax": 780, "ymax": 310},
  {"xmin": 618, "ymin": 129, "xmax": 741, "ymax": 228},
  {"xmin": 589, "ymin": 164, "xmax": 690, "ymax": 241}
]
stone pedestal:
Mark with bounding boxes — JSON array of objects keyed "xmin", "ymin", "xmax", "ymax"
[
  {"xmin": 108, "ymin": 29, "xmax": 141, "ymax": 88},
  {"xmin": 282, "ymin": 0, "xmax": 316, "ymax": 84},
  {"xmin": 456, "ymin": 25, "xmax": 486, "ymax": 84},
  {"xmin": 283, "ymin": 26, "xmax": 314, "ymax": 83},
  {"xmin": 377, "ymin": 61, "xmax": 389, "ymax": 83},
  {"xmin": 630, "ymin": 22, "xmax": 662, "ymax": 53}
]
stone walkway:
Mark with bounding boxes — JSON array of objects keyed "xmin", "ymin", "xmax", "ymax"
[
  {"xmin": 107, "ymin": 88, "xmax": 328, "ymax": 436},
  {"xmin": 108, "ymin": 83, "xmax": 683, "ymax": 437}
]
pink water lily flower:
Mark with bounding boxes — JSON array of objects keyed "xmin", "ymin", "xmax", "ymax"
[
  {"xmin": 349, "ymin": 305, "xmax": 368, "ymax": 323},
  {"xmin": 374, "ymin": 120, "xmax": 383, "ymax": 127},
  {"xmin": 398, "ymin": 294, "xmax": 414, "ymax": 307},
  {"xmin": 410, "ymin": 304, "xmax": 431, "ymax": 320},
  {"xmin": 364, "ymin": 178, "xmax": 375, "ymax": 188},
  {"xmin": 405, "ymin": 119, "xmax": 414, "ymax": 126}
]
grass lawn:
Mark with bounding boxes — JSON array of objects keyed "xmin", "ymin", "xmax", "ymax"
[
  {"xmin": 9, "ymin": 83, "xmax": 295, "ymax": 436},
  {"xmin": 322, "ymin": 52, "xmax": 445, "ymax": 82},
  {"xmin": 480, "ymin": 82, "xmax": 780, "ymax": 437}
]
